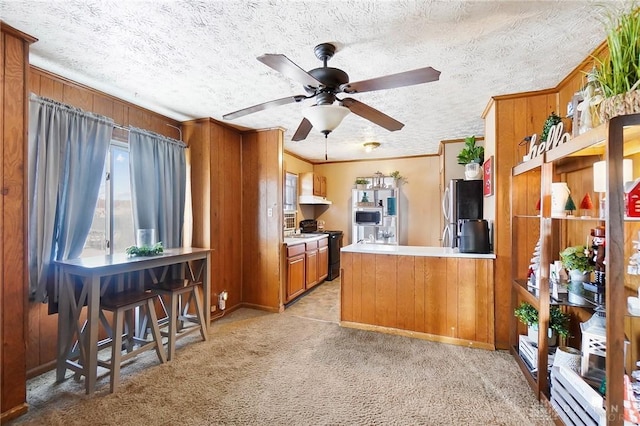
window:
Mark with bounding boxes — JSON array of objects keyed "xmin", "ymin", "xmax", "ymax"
[
  {"xmin": 81, "ymin": 141, "xmax": 134, "ymax": 257},
  {"xmin": 284, "ymin": 172, "xmax": 298, "ymax": 212}
]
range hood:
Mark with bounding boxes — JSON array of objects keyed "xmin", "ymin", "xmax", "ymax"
[{"xmin": 298, "ymin": 195, "xmax": 332, "ymax": 205}]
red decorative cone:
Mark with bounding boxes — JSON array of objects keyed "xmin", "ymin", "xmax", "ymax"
[{"xmin": 580, "ymin": 193, "xmax": 594, "ymax": 210}]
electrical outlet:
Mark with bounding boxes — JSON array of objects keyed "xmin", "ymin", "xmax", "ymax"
[
  {"xmin": 211, "ymin": 304, "xmax": 217, "ymax": 313},
  {"xmin": 218, "ymin": 290, "xmax": 228, "ymax": 310}
]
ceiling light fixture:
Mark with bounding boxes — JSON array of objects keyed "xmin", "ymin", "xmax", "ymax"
[
  {"xmin": 302, "ymin": 104, "xmax": 350, "ymax": 138},
  {"xmin": 364, "ymin": 142, "xmax": 381, "ymax": 152}
]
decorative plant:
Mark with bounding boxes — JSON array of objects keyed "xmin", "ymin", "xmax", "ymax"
[
  {"xmin": 560, "ymin": 245, "xmax": 595, "ymax": 272},
  {"xmin": 125, "ymin": 242, "xmax": 164, "ymax": 257},
  {"xmin": 355, "ymin": 178, "xmax": 369, "ymax": 185},
  {"xmin": 456, "ymin": 135, "xmax": 484, "ymax": 165},
  {"xmin": 541, "ymin": 112, "xmax": 563, "ymax": 142},
  {"xmin": 514, "ymin": 302, "xmax": 570, "ymax": 338},
  {"xmin": 592, "ymin": 7, "xmax": 640, "ymax": 98},
  {"xmin": 389, "ymin": 170, "xmax": 408, "ymax": 184}
]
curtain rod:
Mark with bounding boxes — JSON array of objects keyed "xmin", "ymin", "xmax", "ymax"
[{"xmin": 113, "ymin": 123, "xmax": 183, "ymax": 142}]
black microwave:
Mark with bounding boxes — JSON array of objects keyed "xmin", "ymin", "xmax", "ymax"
[{"xmin": 355, "ymin": 210, "xmax": 381, "ymax": 224}]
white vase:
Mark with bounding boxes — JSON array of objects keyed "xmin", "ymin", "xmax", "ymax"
[
  {"xmin": 551, "ymin": 182, "xmax": 570, "ymax": 217},
  {"xmin": 464, "ymin": 163, "xmax": 482, "ymax": 180},
  {"xmin": 528, "ymin": 325, "xmax": 557, "ymax": 346}
]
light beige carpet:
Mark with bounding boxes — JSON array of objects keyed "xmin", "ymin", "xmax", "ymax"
[{"xmin": 9, "ymin": 280, "xmax": 554, "ymax": 425}]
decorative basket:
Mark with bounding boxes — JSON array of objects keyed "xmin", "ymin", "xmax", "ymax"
[{"xmin": 600, "ymin": 90, "xmax": 640, "ymax": 121}]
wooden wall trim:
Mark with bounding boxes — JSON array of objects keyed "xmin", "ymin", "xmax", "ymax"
[
  {"xmin": 1, "ymin": 23, "xmax": 33, "ymax": 422},
  {"xmin": 0, "ymin": 22, "xmax": 37, "ymax": 44},
  {"xmin": 555, "ymin": 41, "xmax": 607, "ymax": 91},
  {"xmin": 340, "ymin": 321, "xmax": 495, "ymax": 351}
]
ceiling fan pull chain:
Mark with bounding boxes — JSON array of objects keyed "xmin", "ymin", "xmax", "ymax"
[{"xmin": 325, "ymin": 135, "xmax": 328, "ymax": 161}]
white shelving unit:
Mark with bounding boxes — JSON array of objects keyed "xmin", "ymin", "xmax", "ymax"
[{"xmin": 352, "ymin": 175, "xmax": 399, "ymax": 245}]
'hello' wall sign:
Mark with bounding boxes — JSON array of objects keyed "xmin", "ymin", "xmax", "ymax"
[{"xmin": 523, "ymin": 122, "xmax": 571, "ymax": 161}]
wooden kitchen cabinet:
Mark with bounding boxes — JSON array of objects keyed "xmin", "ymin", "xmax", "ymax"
[
  {"xmin": 305, "ymin": 240, "xmax": 319, "ymax": 288},
  {"xmin": 285, "ymin": 244, "xmax": 306, "ymax": 303},
  {"xmin": 300, "ymin": 172, "xmax": 326, "ymax": 197},
  {"xmin": 318, "ymin": 238, "xmax": 328, "ymax": 282},
  {"xmin": 285, "ymin": 236, "xmax": 329, "ymax": 303}
]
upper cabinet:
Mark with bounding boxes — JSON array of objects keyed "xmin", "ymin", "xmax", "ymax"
[{"xmin": 299, "ymin": 172, "xmax": 331, "ymax": 205}]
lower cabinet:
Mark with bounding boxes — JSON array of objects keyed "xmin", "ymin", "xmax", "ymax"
[
  {"xmin": 286, "ymin": 244, "xmax": 306, "ymax": 302},
  {"xmin": 285, "ymin": 236, "xmax": 329, "ymax": 303},
  {"xmin": 305, "ymin": 240, "xmax": 319, "ymax": 289},
  {"xmin": 318, "ymin": 238, "xmax": 328, "ymax": 282}
]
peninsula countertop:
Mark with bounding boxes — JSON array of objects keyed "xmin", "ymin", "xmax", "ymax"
[{"xmin": 341, "ymin": 243, "xmax": 496, "ymax": 259}]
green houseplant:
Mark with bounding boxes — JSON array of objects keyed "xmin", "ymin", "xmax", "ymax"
[
  {"xmin": 514, "ymin": 302, "xmax": 570, "ymax": 345},
  {"xmin": 456, "ymin": 135, "xmax": 484, "ymax": 165},
  {"xmin": 355, "ymin": 178, "xmax": 369, "ymax": 189},
  {"xmin": 593, "ymin": 6, "xmax": 640, "ymax": 120},
  {"xmin": 560, "ymin": 245, "xmax": 594, "ymax": 273},
  {"xmin": 389, "ymin": 170, "xmax": 408, "ymax": 185},
  {"xmin": 560, "ymin": 245, "xmax": 595, "ymax": 304}
]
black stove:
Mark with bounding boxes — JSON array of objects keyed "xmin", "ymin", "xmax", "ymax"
[{"xmin": 299, "ymin": 220, "xmax": 343, "ymax": 281}]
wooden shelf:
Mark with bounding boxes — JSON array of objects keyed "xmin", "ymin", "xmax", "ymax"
[
  {"xmin": 512, "ymin": 279, "xmax": 540, "ymax": 308},
  {"xmin": 545, "ymin": 124, "xmax": 607, "ymax": 163},
  {"xmin": 513, "ymin": 155, "xmax": 543, "ymax": 176}
]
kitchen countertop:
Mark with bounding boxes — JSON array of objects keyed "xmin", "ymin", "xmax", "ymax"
[
  {"xmin": 341, "ymin": 243, "xmax": 496, "ymax": 259},
  {"xmin": 283, "ymin": 233, "xmax": 328, "ymax": 246}
]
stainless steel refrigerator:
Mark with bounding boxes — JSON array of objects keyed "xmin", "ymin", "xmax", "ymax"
[{"xmin": 441, "ymin": 179, "xmax": 483, "ymax": 248}]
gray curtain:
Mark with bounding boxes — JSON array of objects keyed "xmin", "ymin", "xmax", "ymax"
[
  {"xmin": 128, "ymin": 127, "xmax": 186, "ymax": 249},
  {"xmin": 28, "ymin": 94, "xmax": 113, "ymax": 302}
]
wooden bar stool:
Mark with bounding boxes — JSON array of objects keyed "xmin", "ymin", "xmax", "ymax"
[
  {"xmin": 151, "ymin": 279, "xmax": 208, "ymax": 360},
  {"xmin": 98, "ymin": 290, "xmax": 166, "ymax": 393}
]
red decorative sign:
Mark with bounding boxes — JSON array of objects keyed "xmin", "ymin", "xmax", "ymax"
[{"xmin": 483, "ymin": 156, "xmax": 493, "ymax": 197}]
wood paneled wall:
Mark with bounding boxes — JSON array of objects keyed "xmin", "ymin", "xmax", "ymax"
[
  {"xmin": 182, "ymin": 118, "xmax": 243, "ymax": 314},
  {"xmin": 1, "ymin": 22, "xmax": 36, "ymax": 423},
  {"xmin": 241, "ymin": 129, "xmax": 283, "ymax": 311},
  {"xmin": 485, "ymin": 91, "xmax": 558, "ymax": 349},
  {"xmin": 341, "ymin": 252, "xmax": 495, "ymax": 349},
  {"xmin": 29, "ymin": 67, "xmax": 182, "ymax": 139}
]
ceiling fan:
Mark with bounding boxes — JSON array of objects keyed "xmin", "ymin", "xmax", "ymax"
[{"xmin": 223, "ymin": 43, "xmax": 441, "ymax": 141}]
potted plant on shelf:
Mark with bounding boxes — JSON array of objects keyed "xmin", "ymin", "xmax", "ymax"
[
  {"xmin": 560, "ymin": 245, "xmax": 595, "ymax": 304},
  {"xmin": 514, "ymin": 302, "xmax": 570, "ymax": 347},
  {"xmin": 593, "ymin": 6, "xmax": 640, "ymax": 121},
  {"xmin": 389, "ymin": 170, "xmax": 408, "ymax": 186},
  {"xmin": 457, "ymin": 135, "xmax": 484, "ymax": 180},
  {"xmin": 355, "ymin": 178, "xmax": 369, "ymax": 190}
]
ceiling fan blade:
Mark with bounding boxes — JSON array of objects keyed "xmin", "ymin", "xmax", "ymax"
[
  {"xmin": 257, "ymin": 53, "xmax": 322, "ymax": 87},
  {"xmin": 341, "ymin": 98, "xmax": 404, "ymax": 131},
  {"xmin": 340, "ymin": 67, "xmax": 441, "ymax": 94},
  {"xmin": 292, "ymin": 118, "xmax": 313, "ymax": 141},
  {"xmin": 223, "ymin": 95, "xmax": 306, "ymax": 120}
]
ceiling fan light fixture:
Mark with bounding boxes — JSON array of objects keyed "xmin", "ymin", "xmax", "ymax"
[
  {"xmin": 364, "ymin": 142, "xmax": 381, "ymax": 152},
  {"xmin": 302, "ymin": 104, "xmax": 350, "ymax": 135}
]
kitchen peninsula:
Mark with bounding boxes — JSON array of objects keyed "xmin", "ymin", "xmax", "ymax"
[{"xmin": 340, "ymin": 244, "xmax": 496, "ymax": 349}]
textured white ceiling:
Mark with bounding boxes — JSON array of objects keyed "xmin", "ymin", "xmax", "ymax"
[{"xmin": 2, "ymin": 0, "xmax": 631, "ymax": 162}]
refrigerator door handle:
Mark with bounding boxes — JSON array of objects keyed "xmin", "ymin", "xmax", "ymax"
[
  {"xmin": 442, "ymin": 186, "xmax": 450, "ymax": 221},
  {"xmin": 442, "ymin": 224, "xmax": 451, "ymax": 247}
]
